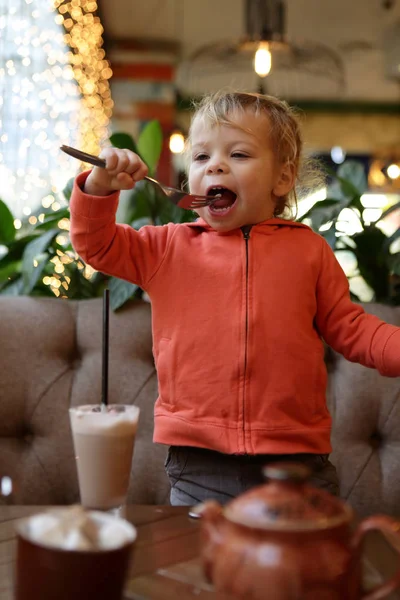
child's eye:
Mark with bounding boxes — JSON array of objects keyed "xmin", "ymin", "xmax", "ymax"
[
  {"xmin": 193, "ymin": 153, "xmax": 209, "ymax": 161},
  {"xmin": 232, "ymin": 152, "xmax": 248, "ymax": 158}
]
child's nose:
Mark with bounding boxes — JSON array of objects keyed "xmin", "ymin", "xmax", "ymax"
[{"xmin": 206, "ymin": 161, "xmax": 227, "ymax": 174}]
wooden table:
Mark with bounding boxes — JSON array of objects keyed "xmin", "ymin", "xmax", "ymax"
[{"xmin": 1, "ymin": 505, "xmax": 400, "ymax": 600}]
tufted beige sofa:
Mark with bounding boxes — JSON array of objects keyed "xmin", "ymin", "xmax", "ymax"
[
  {"xmin": 0, "ymin": 297, "xmax": 400, "ymax": 517},
  {"xmin": 327, "ymin": 302, "xmax": 400, "ymax": 518},
  {"xmin": 0, "ymin": 297, "xmax": 169, "ymax": 506}
]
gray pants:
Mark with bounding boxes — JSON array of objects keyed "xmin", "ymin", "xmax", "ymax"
[{"xmin": 165, "ymin": 446, "xmax": 339, "ymax": 506}]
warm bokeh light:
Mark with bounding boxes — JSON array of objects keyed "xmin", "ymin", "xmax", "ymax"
[
  {"xmin": 254, "ymin": 43, "xmax": 272, "ymax": 77},
  {"xmin": 0, "ymin": 0, "xmax": 112, "ymax": 217},
  {"xmin": 387, "ymin": 163, "xmax": 400, "ymax": 180},
  {"xmin": 52, "ymin": 0, "xmax": 113, "ymax": 156},
  {"xmin": 169, "ymin": 132, "xmax": 185, "ymax": 154}
]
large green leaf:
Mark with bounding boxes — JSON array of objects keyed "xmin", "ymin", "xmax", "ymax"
[
  {"xmin": 388, "ymin": 253, "xmax": 400, "ymax": 277},
  {"xmin": 299, "ymin": 199, "xmax": 341, "ymax": 224},
  {"xmin": 322, "ymin": 227, "xmax": 337, "ymax": 250},
  {"xmin": 336, "ymin": 161, "xmax": 368, "ymax": 196},
  {"xmin": 325, "ymin": 162, "xmax": 366, "ymax": 215},
  {"xmin": 0, "ymin": 199, "xmax": 16, "ymax": 244},
  {"xmin": 352, "ymin": 227, "xmax": 389, "ymax": 300},
  {"xmin": 0, "ymin": 260, "xmax": 21, "ymax": 283},
  {"xmin": 353, "ymin": 227, "xmax": 387, "ymax": 263},
  {"xmin": 131, "ymin": 218, "xmax": 153, "ymax": 230},
  {"xmin": 382, "ymin": 228, "xmax": 400, "ymax": 254},
  {"xmin": 127, "ymin": 178, "xmax": 196, "ymax": 226},
  {"xmin": 24, "ymin": 253, "xmax": 49, "ymax": 293},
  {"xmin": 128, "ymin": 180, "xmax": 162, "ymax": 223},
  {"xmin": 379, "ymin": 201, "xmax": 400, "ymax": 222},
  {"xmin": 0, "ymin": 234, "xmax": 37, "ymax": 265},
  {"xmin": 156, "ymin": 199, "xmax": 194, "ymax": 225},
  {"xmin": 137, "ymin": 121, "xmax": 163, "ymax": 174},
  {"xmin": 110, "ymin": 132, "xmax": 138, "ymax": 154},
  {"xmin": 21, "ymin": 229, "xmax": 59, "ymax": 293},
  {"xmin": 0, "ymin": 277, "xmax": 24, "ymax": 295},
  {"xmin": 64, "ymin": 264, "xmax": 104, "ymax": 299},
  {"xmin": 34, "ymin": 209, "xmax": 70, "ymax": 231},
  {"xmin": 126, "ymin": 181, "xmax": 154, "ymax": 223},
  {"xmin": 108, "ymin": 277, "xmax": 140, "ymax": 311},
  {"xmin": 62, "ymin": 178, "xmax": 75, "ymax": 202}
]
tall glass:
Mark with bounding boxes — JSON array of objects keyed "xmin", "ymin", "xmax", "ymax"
[{"xmin": 69, "ymin": 404, "xmax": 140, "ymax": 512}]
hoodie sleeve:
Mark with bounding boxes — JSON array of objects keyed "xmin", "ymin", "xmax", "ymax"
[
  {"xmin": 69, "ymin": 170, "xmax": 173, "ymax": 289},
  {"xmin": 315, "ymin": 236, "xmax": 400, "ymax": 377}
]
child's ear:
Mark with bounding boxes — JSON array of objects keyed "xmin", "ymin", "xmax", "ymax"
[{"xmin": 273, "ymin": 162, "xmax": 296, "ymax": 197}]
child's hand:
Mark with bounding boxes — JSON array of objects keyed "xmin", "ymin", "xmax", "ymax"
[{"xmin": 83, "ymin": 148, "xmax": 148, "ymax": 196}]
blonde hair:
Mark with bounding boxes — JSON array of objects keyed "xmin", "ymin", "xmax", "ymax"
[{"xmin": 188, "ymin": 90, "xmax": 323, "ymax": 218}]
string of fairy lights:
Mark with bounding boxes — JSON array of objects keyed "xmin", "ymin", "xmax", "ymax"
[
  {"xmin": 0, "ymin": 0, "xmax": 112, "ymax": 217},
  {"xmin": 52, "ymin": 0, "xmax": 113, "ymax": 153},
  {"xmin": 0, "ymin": 0, "xmax": 112, "ymax": 297}
]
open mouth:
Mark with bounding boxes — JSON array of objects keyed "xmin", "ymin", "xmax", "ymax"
[{"xmin": 207, "ymin": 186, "xmax": 237, "ymax": 214}]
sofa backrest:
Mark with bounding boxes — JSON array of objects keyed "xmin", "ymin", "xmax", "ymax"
[
  {"xmin": 0, "ymin": 297, "xmax": 169, "ymax": 506},
  {"xmin": 327, "ymin": 302, "xmax": 400, "ymax": 518},
  {"xmin": 1, "ymin": 297, "xmax": 400, "ymax": 517}
]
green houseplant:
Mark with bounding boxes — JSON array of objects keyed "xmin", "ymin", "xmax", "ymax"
[
  {"xmin": 0, "ymin": 121, "xmax": 195, "ymax": 310},
  {"xmin": 299, "ymin": 160, "xmax": 400, "ymax": 305}
]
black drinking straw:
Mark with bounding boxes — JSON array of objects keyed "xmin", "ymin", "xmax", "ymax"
[{"xmin": 102, "ymin": 288, "xmax": 109, "ymax": 408}]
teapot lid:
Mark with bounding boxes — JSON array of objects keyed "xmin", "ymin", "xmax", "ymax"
[{"xmin": 224, "ymin": 463, "xmax": 352, "ymax": 531}]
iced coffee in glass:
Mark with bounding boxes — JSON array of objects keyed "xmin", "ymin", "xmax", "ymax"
[{"xmin": 69, "ymin": 404, "xmax": 140, "ymax": 511}]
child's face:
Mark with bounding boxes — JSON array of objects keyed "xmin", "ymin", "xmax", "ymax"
[{"xmin": 188, "ymin": 109, "xmax": 293, "ymax": 232}]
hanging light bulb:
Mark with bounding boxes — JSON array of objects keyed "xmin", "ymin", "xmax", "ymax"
[
  {"xmin": 169, "ymin": 131, "xmax": 185, "ymax": 154},
  {"xmin": 254, "ymin": 42, "xmax": 272, "ymax": 77},
  {"xmin": 387, "ymin": 163, "xmax": 400, "ymax": 180}
]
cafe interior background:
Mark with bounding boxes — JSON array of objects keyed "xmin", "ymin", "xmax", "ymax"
[{"xmin": 0, "ymin": 0, "xmax": 400, "ymax": 305}]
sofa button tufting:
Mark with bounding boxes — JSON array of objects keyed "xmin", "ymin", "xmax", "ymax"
[
  {"xmin": 24, "ymin": 433, "xmax": 33, "ymax": 444},
  {"xmin": 370, "ymin": 431, "xmax": 383, "ymax": 449}
]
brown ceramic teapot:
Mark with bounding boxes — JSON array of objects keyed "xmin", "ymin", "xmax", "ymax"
[{"xmin": 196, "ymin": 463, "xmax": 400, "ymax": 600}]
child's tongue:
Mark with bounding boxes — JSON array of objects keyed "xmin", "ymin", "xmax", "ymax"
[{"xmin": 211, "ymin": 190, "xmax": 236, "ymax": 209}]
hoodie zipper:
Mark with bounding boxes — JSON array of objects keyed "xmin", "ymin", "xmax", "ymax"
[{"xmin": 241, "ymin": 225, "xmax": 252, "ymax": 453}]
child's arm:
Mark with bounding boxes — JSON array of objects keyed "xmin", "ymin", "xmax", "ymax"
[
  {"xmin": 69, "ymin": 148, "xmax": 172, "ymax": 288},
  {"xmin": 315, "ymin": 237, "xmax": 400, "ymax": 377}
]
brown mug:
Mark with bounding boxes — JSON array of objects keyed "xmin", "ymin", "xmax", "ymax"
[
  {"xmin": 15, "ymin": 510, "xmax": 136, "ymax": 600},
  {"xmin": 197, "ymin": 463, "xmax": 400, "ymax": 600}
]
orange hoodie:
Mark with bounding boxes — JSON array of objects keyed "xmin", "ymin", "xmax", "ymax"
[{"xmin": 70, "ymin": 171, "xmax": 400, "ymax": 455}]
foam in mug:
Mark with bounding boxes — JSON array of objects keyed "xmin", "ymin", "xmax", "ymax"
[
  {"xmin": 15, "ymin": 506, "xmax": 136, "ymax": 600},
  {"xmin": 69, "ymin": 404, "xmax": 140, "ymax": 510}
]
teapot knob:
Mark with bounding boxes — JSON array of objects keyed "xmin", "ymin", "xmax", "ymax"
[
  {"xmin": 263, "ymin": 462, "xmax": 311, "ymax": 484},
  {"xmin": 189, "ymin": 500, "xmax": 222, "ymax": 522}
]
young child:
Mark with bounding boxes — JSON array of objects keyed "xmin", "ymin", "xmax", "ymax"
[{"xmin": 69, "ymin": 91, "xmax": 400, "ymax": 506}]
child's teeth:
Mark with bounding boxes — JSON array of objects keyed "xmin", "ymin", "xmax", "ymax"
[{"xmin": 212, "ymin": 206, "xmax": 230, "ymax": 212}]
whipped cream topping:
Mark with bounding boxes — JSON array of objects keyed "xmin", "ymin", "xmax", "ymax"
[
  {"xmin": 20, "ymin": 505, "xmax": 136, "ymax": 551},
  {"xmin": 70, "ymin": 404, "xmax": 140, "ymax": 436}
]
